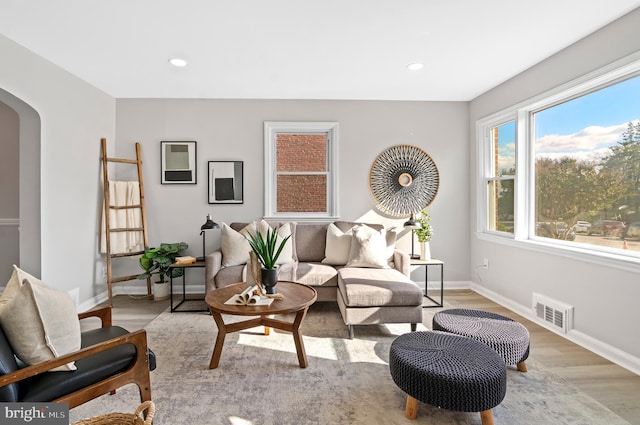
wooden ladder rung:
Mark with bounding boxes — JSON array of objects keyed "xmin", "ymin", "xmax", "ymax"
[
  {"xmin": 109, "ymin": 204, "xmax": 143, "ymax": 210},
  {"xmin": 110, "ymin": 274, "xmax": 143, "ymax": 284},
  {"xmin": 110, "ymin": 251, "xmax": 145, "ymax": 258},
  {"xmin": 109, "ymin": 227, "xmax": 144, "ymax": 232},
  {"xmin": 104, "ymin": 157, "xmax": 138, "ymax": 165}
]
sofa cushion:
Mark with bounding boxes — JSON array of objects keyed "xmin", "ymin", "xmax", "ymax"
[
  {"xmin": 294, "ymin": 223, "xmax": 328, "ymax": 262},
  {"xmin": 322, "ymin": 223, "xmax": 353, "ymax": 265},
  {"xmin": 0, "ymin": 277, "xmax": 81, "ymax": 372},
  {"xmin": 346, "ymin": 224, "xmax": 390, "ymax": 268},
  {"xmin": 227, "ymin": 221, "xmax": 296, "ymax": 265},
  {"xmin": 260, "ymin": 221, "xmax": 295, "ymax": 265},
  {"xmin": 296, "ymin": 262, "xmax": 339, "ymax": 287},
  {"xmin": 221, "ymin": 222, "xmax": 257, "ymax": 267},
  {"xmin": 338, "ymin": 268, "xmax": 422, "ymax": 307}
]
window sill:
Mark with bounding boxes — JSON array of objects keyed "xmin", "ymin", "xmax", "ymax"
[
  {"xmin": 476, "ymin": 232, "xmax": 640, "ymax": 273},
  {"xmin": 262, "ymin": 215, "xmax": 341, "ymax": 223}
]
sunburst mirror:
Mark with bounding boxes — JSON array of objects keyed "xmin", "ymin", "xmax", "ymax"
[{"xmin": 369, "ymin": 144, "xmax": 439, "ymax": 216}]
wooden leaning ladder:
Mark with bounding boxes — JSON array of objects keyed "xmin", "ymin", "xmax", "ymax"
[{"xmin": 101, "ymin": 138, "xmax": 152, "ymax": 306}]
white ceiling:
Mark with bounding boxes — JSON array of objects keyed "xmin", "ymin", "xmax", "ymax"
[{"xmin": 1, "ymin": 1, "xmax": 639, "ymax": 101}]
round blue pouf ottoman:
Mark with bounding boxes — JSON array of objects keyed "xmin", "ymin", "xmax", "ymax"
[
  {"xmin": 433, "ymin": 309, "xmax": 530, "ymax": 372},
  {"xmin": 389, "ymin": 331, "xmax": 506, "ymax": 424}
]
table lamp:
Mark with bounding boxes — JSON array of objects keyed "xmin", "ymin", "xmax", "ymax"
[
  {"xmin": 403, "ymin": 213, "xmax": 421, "ymax": 259},
  {"xmin": 198, "ymin": 214, "xmax": 219, "ymax": 261}
]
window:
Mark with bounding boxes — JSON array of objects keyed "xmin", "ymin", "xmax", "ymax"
[
  {"xmin": 483, "ymin": 120, "xmax": 516, "ymax": 234},
  {"xmin": 478, "ymin": 55, "xmax": 640, "ymax": 260},
  {"xmin": 264, "ymin": 122, "xmax": 338, "ymax": 219}
]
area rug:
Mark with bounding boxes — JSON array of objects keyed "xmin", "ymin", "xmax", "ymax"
[{"xmin": 69, "ymin": 303, "xmax": 630, "ymax": 425}]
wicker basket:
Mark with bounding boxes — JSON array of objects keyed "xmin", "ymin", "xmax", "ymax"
[{"xmin": 71, "ymin": 401, "xmax": 155, "ymax": 425}]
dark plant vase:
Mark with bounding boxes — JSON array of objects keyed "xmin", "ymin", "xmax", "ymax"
[{"xmin": 261, "ymin": 268, "xmax": 278, "ymax": 294}]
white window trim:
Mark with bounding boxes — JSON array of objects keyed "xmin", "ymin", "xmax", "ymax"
[
  {"xmin": 263, "ymin": 121, "xmax": 339, "ymax": 221},
  {"xmin": 476, "ymin": 51, "xmax": 640, "ymax": 270}
]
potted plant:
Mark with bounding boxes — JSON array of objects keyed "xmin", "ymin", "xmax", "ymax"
[
  {"xmin": 412, "ymin": 210, "xmax": 433, "ymax": 260},
  {"xmin": 138, "ymin": 242, "xmax": 189, "ymax": 283},
  {"xmin": 246, "ymin": 228, "xmax": 291, "ymax": 294}
]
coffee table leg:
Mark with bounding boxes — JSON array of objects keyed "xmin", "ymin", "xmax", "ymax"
[
  {"xmin": 209, "ymin": 311, "xmax": 227, "ymax": 369},
  {"xmin": 292, "ymin": 307, "xmax": 310, "ymax": 368}
]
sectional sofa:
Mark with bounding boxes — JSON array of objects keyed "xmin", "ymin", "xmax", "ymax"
[{"xmin": 205, "ymin": 220, "xmax": 424, "ymax": 338}]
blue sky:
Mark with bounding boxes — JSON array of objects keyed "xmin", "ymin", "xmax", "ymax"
[
  {"xmin": 496, "ymin": 74, "xmax": 640, "ymax": 168},
  {"xmin": 536, "ymin": 75, "xmax": 640, "ymax": 136}
]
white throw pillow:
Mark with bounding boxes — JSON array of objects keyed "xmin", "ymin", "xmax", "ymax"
[
  {"xmin": 322, "ymin": 223, "xmax": 353, "ymax": 265},
  {"xmin": 385, "ymin": 227, "xmax": 399, "ymax": 265},
  {"xmin": 346, "ymin": 224, "xmax": 390, "ymax": 268},
  {"xmin": 220, "ymin": 222, "xmax": 258, "ymax": 267},
  {"xmin": 0, "ymin": 277, "xmax": 81, "ymax": 371},
  {"xmin": 256, "ymin": 220, "xmax": 295, "ymax": 265},
  {"xmin": 0, "ymin": 265, "xmax": 44, "ymax": 314}
]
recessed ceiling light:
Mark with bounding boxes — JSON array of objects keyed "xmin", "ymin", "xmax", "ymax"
[
  {"xmin": 169, "ymin": 58, "xmax": 188, "ymax": 67},
  {"xmin": 407, "ymin": 63, "xmax": 424, "ymax": 71}
]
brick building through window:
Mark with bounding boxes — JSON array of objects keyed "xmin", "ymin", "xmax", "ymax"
[{"xmin": 264, "ymin": 121, "xmax": 338, "ymax": 219}]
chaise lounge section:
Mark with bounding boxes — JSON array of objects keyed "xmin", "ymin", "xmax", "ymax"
[{"xmin": 205, "ymin": 220, "xmax": 423, "ymax": 338}]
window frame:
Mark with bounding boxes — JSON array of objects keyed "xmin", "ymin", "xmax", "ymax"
[
  {"xmin": 476, "ymin": 52, "xmax": 640, "ymax": 270},
  {"xmin": 477, "ymin": 113, "xmax": 519, "ymax": 237},
  {"xmin": 263, "ymin": 121, "xmax": 339, "ymax": 221}
]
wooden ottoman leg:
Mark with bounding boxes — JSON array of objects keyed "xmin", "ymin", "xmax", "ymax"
[
  {"xmin": 405, "ymin": 395, "xmax": 419, "ymax": 419},
  {"xmin": 480, "ymin": 409, "xmax": 494, "ymax": 425},
  {"xmin": 517, "ymin": 361, "xmax": 527, "ymax": 372}
]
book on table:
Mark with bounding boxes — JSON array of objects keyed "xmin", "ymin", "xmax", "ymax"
[
  {"xmin": 174, "ymin": 256, "xmax": 196, "ymax": 265},
  {"xmin": 224, "ymin": 285, "xmax": 274, "ymax": 306}
]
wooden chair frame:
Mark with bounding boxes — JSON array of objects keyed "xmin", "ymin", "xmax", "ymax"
[{"xmin": 0, "ymin": 306, "xmax": 152, "ymax": 409}]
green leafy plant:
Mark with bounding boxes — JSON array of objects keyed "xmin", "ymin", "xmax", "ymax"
[
  {"xmin": 246, "ymin": 228, "xmax": 291, "ymax": 270},
  {"xmin": 138, "ymin": 242, "xmax": 188, "ymax": 282},
  {"xmin": 413, "ymin": 210, "xmax": 433, "ymax": 242}
]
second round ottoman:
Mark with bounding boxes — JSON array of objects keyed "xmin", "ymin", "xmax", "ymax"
[
  {"xmin": 433, "ymin": 308, "xmax": 530, "ymax": 372},
  {"xmin": 389, "ymin": 331, "xmax": 507, "ymax": 425}
]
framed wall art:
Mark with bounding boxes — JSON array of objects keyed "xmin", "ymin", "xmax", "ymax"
[
  {"xmin": 161, "ymin": 141, "xmax": 197, "ymax": 184},
  {"xmin": 208, "ymin": 161, "xmax": 244, "ymax": 204}
]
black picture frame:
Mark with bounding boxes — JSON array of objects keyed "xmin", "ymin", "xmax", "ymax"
[
  {"xmin": 161, "ymin": 141, "xmax": 197, "ymax": 184},
  {"xmin": 208, "ymin": 161, "xmax": 243, "ymax": 204}
]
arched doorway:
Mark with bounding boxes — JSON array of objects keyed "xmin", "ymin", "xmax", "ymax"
[{"xmin": 0, "ymin": 88, "xmax": 41, "ymax": 276}]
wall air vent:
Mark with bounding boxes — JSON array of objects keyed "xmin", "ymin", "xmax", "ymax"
[{"xmin": 532, "ymin": 293, "xmax": 574, "ymax": 334}]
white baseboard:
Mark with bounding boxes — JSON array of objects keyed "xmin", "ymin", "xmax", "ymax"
[
  {"xmin": 470, "ymin": 281, "xmax": 640, "ymax": 376},
  {"xmin": 412, "ymin": 279, "xmax": 471, "ymax": 291},
  {"xmin": 79, "ymin": 283, "xmax": 205, "ymax": 312}
]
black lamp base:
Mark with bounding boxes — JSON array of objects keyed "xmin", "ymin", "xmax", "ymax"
[
  {"xmin": 196, "ymin": 256, "xmax": 205, "ymax": 262},
  {"xmin": 410, "ymin": 254, "xmax": 421, "ymax": 260}
]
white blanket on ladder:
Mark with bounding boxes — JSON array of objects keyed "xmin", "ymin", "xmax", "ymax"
[{"xmin": 100, "ymin": 181, "xmax": 144, "ymax": 254}]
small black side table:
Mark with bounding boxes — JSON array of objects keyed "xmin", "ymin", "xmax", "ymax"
[
  {"xmin": 168, "ymin": 261, "xmax": 208, "ymax": 313},
  {"xmin": 410, "ymin": 259, "xmax": 444, "ymax": 308}
]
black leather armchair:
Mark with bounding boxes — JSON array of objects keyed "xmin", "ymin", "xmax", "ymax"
[{"xmin": 0, "ymin": 306, "xmax": 155, "ymax": 408}]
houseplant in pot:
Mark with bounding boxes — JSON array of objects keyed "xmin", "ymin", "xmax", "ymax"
[
  {"xmin": 246, "ymin": 228, "xmax": 291, "ymax": 294},
  {"xmin": 413, "ymin": 210, "xmax": 433, "ymax": 260},
  {"xmin": 138, "ymin": 242, "xmax": 188, "ymax": 300}
]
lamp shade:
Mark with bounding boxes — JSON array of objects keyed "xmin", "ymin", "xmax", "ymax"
[{"xmin": 201, "ymin": 214, "xmax": 219, "ymax": 231}]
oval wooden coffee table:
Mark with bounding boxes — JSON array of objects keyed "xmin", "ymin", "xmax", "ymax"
[{"xmin": 205, "ymin": 281, "xmax": 317, "ymax": 369}]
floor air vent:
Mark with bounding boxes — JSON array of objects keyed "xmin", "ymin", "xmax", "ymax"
[{"xmin": 532, "ymin": 293, "xmax": 574, "ymax": 334}]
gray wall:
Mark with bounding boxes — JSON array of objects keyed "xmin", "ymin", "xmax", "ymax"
[
  {"xmin": 469, "ymin": 9, "xmax": 640, "ymax": 368},
  {"xmin": 0, "ymin": 34, "xmax": 116, "ymax": 302},
  {"xmin": 115, "ymin": 99, "xmax": 470, "ymax": 282},
  {"xmin": 0, "ymin": 101, "xmax": 20, "ymax": 276}
]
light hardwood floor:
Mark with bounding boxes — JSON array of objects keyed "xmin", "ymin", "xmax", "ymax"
[{"xmin": 101, "ymin": 290, "xmax": 640, "ymax": 424}]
